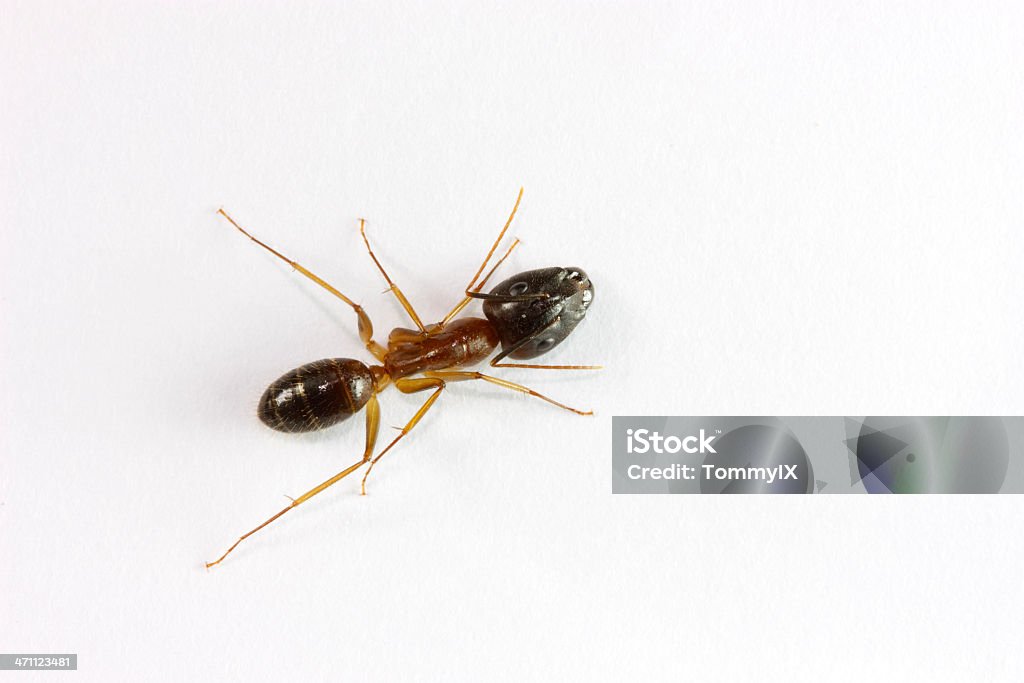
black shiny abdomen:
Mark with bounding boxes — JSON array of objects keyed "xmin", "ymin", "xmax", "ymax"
[{"xmin": 258, "ymin": 358, "xmax": 374, "ymax": 433}]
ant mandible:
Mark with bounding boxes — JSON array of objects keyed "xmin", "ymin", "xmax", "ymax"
[{"xmin": 206, "ymin": 189, "xmax": 597, "ymax": 567}]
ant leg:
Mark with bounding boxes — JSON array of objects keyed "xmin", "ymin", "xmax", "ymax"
[
  {"xmin": 440, "ymin": 188, "xmax": 524, "ymax": 326},
  {"xmin": 423, "ymin": 370, "xmax": 593, "ymax": 415},
  {"xmin": 218, "ymin": 209, "xmax": 388, "ymax": 362},
  {"xmin": 440, "ymin": 237, "xmax": 524, "ymax": 323},
  {"xmin": 360, "ymin": 219, "xmax": 427, "ymax": 334},
  {"xmin": 205, "ymin": 394, "xmax": 381, "ymax": 568},
  {"xmin": 388, "ymin": 236, "xmax": 521, "ymax": 343},
  {"xmin": 489, "ymin": 317, "xmax": 602, "ymax": 371},
  {"xmin": 360, "ymin": 377, "xmax": 445, "ymax": 495}
]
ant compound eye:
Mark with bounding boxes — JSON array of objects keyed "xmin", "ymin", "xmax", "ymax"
[
  {"xmin": 536, "ymin": 338, "xmax": 556, "ymax": 352},
  {"xmin": 509, "ymin": 282, "xmax": 529, "ymax": 296},
  {"xmin": 567, "ymin": 270, "xmax": 582, "ymax": 281}
]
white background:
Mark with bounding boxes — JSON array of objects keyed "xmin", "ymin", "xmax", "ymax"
[{"xmin": 3, "ymin": 2, "xmax": 1023, "ymax": 680}]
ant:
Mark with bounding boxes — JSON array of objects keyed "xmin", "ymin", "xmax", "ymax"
[{"xmin": 206, "ymin": 189, "xmax": 597, "ymax": 567}]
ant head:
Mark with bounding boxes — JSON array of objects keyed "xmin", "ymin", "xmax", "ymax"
[{"xmin": 482, "ymin": 267, "xmax": 594, "ymax": 359}]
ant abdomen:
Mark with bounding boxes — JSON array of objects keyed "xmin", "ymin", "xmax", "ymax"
[{"xmin": 258, "ymin": 358, "xmax": 375, "ymax": 433}]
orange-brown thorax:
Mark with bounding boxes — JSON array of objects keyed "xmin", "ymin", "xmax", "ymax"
[{"xmin": 382, "ymin": 317, "xmax": 499, "ymax": 381}]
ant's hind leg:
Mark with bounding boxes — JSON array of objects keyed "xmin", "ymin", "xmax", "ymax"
[
  {"xmin": 218, "ymin": 209, "xmax": 388, "ymax": 362},
  {"xmin": 205, "ymin": 394, "xmax": 382, "ymax": 568},
  {"xmin": 360, "ymin": 377, "xmax": 446, "ymax": 495}
]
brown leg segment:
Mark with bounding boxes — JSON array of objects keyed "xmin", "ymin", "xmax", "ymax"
[
  {"xmin": 218, "ymin": 208, "xmax": 388, "ymax": 362},
  {"xmin": 360, "ymin": 377, "xmax": 446, "ymax": 495},
  {"xmin": 423, "ymin": 370, "xmax": 593, "ymax": 415},
  {"xmin": 440, "ymin": 188, "xmax": 524, "ymax": 327},
  {"xmin": 491, "ymin": 360, "xmax": 603, "ymax": 370},
  {"xmin": 441, "ymin": 238, "xmax": 522, "ymax": 326},
  {"xmin": 205, "ymin": 394, "xmax": 382, "ymax": 568},
  {"xmin": 488, "ymin": 317, "xmax": 603, "ymax": 371},
  {"xmin": 359, "ymin": 219, "xmax": 427, "ymax": 334}
]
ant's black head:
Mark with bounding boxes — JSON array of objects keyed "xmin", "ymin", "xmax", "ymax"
[{"xmin": 482, "ymin": 267, "xmax": 594, "ymax": 359}]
